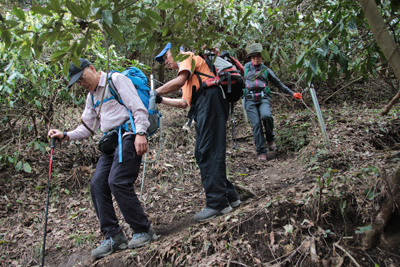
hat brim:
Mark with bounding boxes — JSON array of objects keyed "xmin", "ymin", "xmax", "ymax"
[
  {"xmin": 246, "ymin": 52, "xmax": 261, "ymax": 59},
  {"xmin": 68, "ymin": 69, "xmax": 84, "ymax": 88},
  {"xmin": 155, "ymin": 44, "xmax": 171, "ymax": 63}
]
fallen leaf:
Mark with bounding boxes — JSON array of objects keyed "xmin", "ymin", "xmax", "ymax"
[{"xmin": 270, "ymin": 231, "xmax": 275, "ymax": 245}]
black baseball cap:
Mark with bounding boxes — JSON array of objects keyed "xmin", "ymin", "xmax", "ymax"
[{"xmin": 68, "ymin": 58, "xmax": 91, "ymax": 88}]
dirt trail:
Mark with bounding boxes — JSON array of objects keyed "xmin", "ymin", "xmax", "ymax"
[{"xmin": 1, "ymin": 80, "xmax": 400, "ymax": 266}]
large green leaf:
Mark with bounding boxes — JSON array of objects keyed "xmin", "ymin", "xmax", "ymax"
[
  {"xmin": 12, "ymin": 5, "xmax": 26, "ymax": 21},
  {"xmin": 14, "ymin": 30, "xmax": 32, "ymax": 36},
  {"xmin": 190, "ymin": 22, "xmax": 198, "ymax": 28},
  {"xmin": 144, "ymin": 10, "xmax": 164, "ymax": 22},
  {"xmin": 157, "ymin": 2, "xmax": 173, "ymax": 10},
  {"xmin": 1, "ymin": 30, "xmax": 11, "ymax": 49},
  {"xmin": 66, "ymin": 0, "xmax": 85, "ymax": 19},
  {"xmin": 143, "ymin": 17, "xmax": 157, "ymax": 29},
  {"xmin": 51, "ymin": 0, "xmax": 62, "ymax": 14},
  {"xmin": 4, "ymin": 20, "xmax": 20, "ymax": 28},
  {"xmin": 103, "ymin": 22, "xmax": 124, "ymax": 43},
  {"xmin": 242, "ymin": 9, "xmax": 252, "ymax": 21},
  {"xmin": 63, "ymin": 60, "xmax": 70, "ymax": 76},
  {"xmin": 310, "ymin": 57, "xmax": 318, "ymax": 74},
  {"xmin": 261, "ymin": 49, "xmax": 271, "ymax": 62},
  {"xmin": 31, "ymin": 6, "xmax": 53, "ymax": 16},
  {"xmin": 280, "ymin": 49, "xmax": 289, "ymax": 61},
  {"xmin": 77, "ymin": 30, "xmax": 90, "ymax": 56},
  {"xmin": 102, "ymin": 10, "xmax": 113, "ymax": 26},
  {"xmin": 20, "ymin": 42, "xmax": 31, "ymax": 58},
  {"xmin": 51, "ymin": 51, "xmax": 68, "ymax": 63},
  {"xmin": 296, "ymin": 51, "xmax": 306, "ymax": 66}
]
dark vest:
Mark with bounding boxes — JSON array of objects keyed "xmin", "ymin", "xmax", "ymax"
[{"xmin": 244, "ymin": 63, "xmax": 270, "ymax": 100}]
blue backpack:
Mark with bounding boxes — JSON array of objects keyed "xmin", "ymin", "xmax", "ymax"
[{"xmin": 91, "ymin": 67, "xmax": 160, "ymax": 136}]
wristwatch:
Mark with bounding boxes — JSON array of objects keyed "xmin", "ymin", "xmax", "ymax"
[{"xmin": 137, "ymin": 132, "xmax": 147, "ymax": 136}]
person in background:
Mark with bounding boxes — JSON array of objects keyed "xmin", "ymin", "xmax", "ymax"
[
  {"xmin": 48, "ymin": 58, "xmax": 156, "ymax": 259},
  {"xmin": 153, "ymin": 43, "xmax": 241, "ymax": 222},
  {"xmin": 243, "ymin": 43, "xmax": 302, "ymax": 161}
]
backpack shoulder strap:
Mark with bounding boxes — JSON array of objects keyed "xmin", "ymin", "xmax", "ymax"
[
  {"xmin": 108, "ymin": 72, "xmax": 124, "ymax": 105},
  {"xmin": 261, "ymin": 64, "xmax": 268, "ymax": 82},
  {"xmin": 244, "ymin": 62, "xmax": 253, "ymax": 79},
  {"xmin": 204, "ymin": 55, "xmax": 216, "ymax": 74},
  {"xmin": 91, "ymin": 73, "xmax": 120, "ymax": 109},
  {"xmin": 108, "ymin": 72, "xmax": 136, "ymax": 133}
]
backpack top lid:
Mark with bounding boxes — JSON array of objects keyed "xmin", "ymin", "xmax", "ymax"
[
  {"xmin": 121, "ymin": 67, "xmax": 148, "ymax": 88},
  {"xmin": 208, "ymin": 55, "xmax": 233, "ymax": 72},
  {"xmin": 117, "ymin": 67, "xmax": 150, "ymax": 110}
]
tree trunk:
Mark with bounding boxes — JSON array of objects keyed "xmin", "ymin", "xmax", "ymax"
[
  {"xmin": 362, "ymin": 168, "xmax": 400, "ymax": 249},
  {"xmin": 157, "ymin": 10, "xmax": 166, "ymax": 84},
  {"xmin": 357, "ymin": 0, "xmax": 400, "ymax": 115}
]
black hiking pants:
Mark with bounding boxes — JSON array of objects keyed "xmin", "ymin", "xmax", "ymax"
[
  {"xmin": 245, "ymin": 97, "xmax": 275, "ymax": 156},
  {"xmin": 194, "ymin": 86, "xmax": 239, "ymax": 210},
  {"xmin": 90, "ymin": 134, "xmax": 150, "ymax": 238}
]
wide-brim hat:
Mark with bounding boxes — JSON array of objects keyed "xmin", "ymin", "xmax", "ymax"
[
  {"xmin": 246, "ymin": 43, "xmax": 263, "ymax": 59},
  {"xmin": 68, "ymin": 58, "xmax": 91, "ymax": 88},
  {"xmin": 155, "ymin": 43, "xmax": 171, "ymax": 63}
]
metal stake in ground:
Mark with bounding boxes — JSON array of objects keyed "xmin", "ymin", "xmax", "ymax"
[
  {"xmin": 41, "ymin": 138, "xmax": 56, "ymax": 267},
  {"xmin": 309, "ymin": 85, "xmax": 331, "ymax": 151}
]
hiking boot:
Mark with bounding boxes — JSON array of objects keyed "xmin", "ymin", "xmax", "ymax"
[
  {"xmin": 92, "ymin": 231, "xmax": 128, "ymax": 259},
  {"xmin": 267, "ymin": 141, "xmax": 277, "ymax": 151},
  {"xmin": 258, "ymin": 154, "xmax": 267, "ymax": 162},
  {"xmin": 128, "ymin": 226, "xmax": 157, "ymax": 248},
  {"xmin": 194, "ymin": 206, "xmax": 233, "ymax": 222},
  {"xmin": 230, "ymin": 199, "xmax": 242, "ymax": 208}
]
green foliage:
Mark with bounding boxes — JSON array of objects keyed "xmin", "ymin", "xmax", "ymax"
[
  {"xmin": 1, "ymin": 0, "xmax": 398, "ymax": 89},
  {"xmin": 70, "ymin": 230, "xmax": 95, "ymax": 246},
  {"xmin": 276, "ymin": 117, "xmax": 309, "ymax": 152}
]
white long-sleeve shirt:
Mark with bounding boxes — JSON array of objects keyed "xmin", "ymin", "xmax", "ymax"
[{"xmin": 68, "ymin": 71, "xmax": 149, "ymax": 141}]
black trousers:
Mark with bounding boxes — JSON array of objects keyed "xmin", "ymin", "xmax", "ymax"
[
  {"xmin": 245, "ymin": 97, "xmax": 275, "ymax": 156},
  {"xmin": 194, "ymin": 86, "xmax": 239, "ymax": 210},
  {"xmin": 90, "ymin": 135, "xmax": 150, "ymax": 238}
]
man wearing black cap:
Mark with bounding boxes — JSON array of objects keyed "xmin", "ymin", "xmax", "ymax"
[
  {"xmin": 153, "ymin": 43, "xmax": 241, "ymax": 222},
  {"xmin": 48, "ymin": 59, "xmax": 156, "ymax": 258}
]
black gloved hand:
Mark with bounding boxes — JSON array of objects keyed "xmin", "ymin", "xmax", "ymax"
[{"xmin": 156, "ymin": 95, "xmax": 163, "ymax": 104}]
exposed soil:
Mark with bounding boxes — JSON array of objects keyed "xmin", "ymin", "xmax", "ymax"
[{"xmin": 1, "ymin": 78, "xmax": 400, "ymax": 267}]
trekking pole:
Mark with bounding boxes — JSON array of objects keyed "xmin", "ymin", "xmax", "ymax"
[
  {"xmin": 230, "ymin": 103, "xmax": 237, "ymax": 149},
  {"xmin": 41, "ymin": 138, "xmax": 56, "ymax": 267},
  {"xmin": 140, "ymin": 74, "xmax": 154, "ymax": 200},
  {"xmin": 241, "ymin": 98, "xmax": 248, "ymax": 123},
  {"xmin": 140, "ymin": 153, "xmax": 147, "ymax": 201}
]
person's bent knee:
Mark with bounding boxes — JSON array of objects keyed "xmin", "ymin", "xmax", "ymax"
[
  {"xmin": 90, "ymin": 180, "xmax": 99, "ymax": 194},
  {"xmin": 253, "ymin": 121, "xmax": 262, "ymax": 128}
]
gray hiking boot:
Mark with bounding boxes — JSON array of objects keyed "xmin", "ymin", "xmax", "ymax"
[
  {"xmin": 128, "ymin": 226, "xmax": 157, "ymax": 248},
  {"xmin": 194, "ymin": 206, "xmax": 233, "ymax": 222},
  {"xmin": 92, "ymin": 231, "xmax": 128, "ymax": 259},
  {"xmin": 230, "ymin": 199, "xmax": 242, "ymax": 208}
]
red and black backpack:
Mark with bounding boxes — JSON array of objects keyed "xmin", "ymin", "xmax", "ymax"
[{"xmin": 194, "ymin": 50, "xmax": 245, "ymax": 103}]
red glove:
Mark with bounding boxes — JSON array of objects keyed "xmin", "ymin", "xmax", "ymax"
[{"xmin": 293, "ymin": 93, "xmax": 302, "ymax": 99}]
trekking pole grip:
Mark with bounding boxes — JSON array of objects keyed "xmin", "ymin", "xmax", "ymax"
[{"xmin": 50, "ymin": 138, "xmax": 56, "ymax": 149}]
